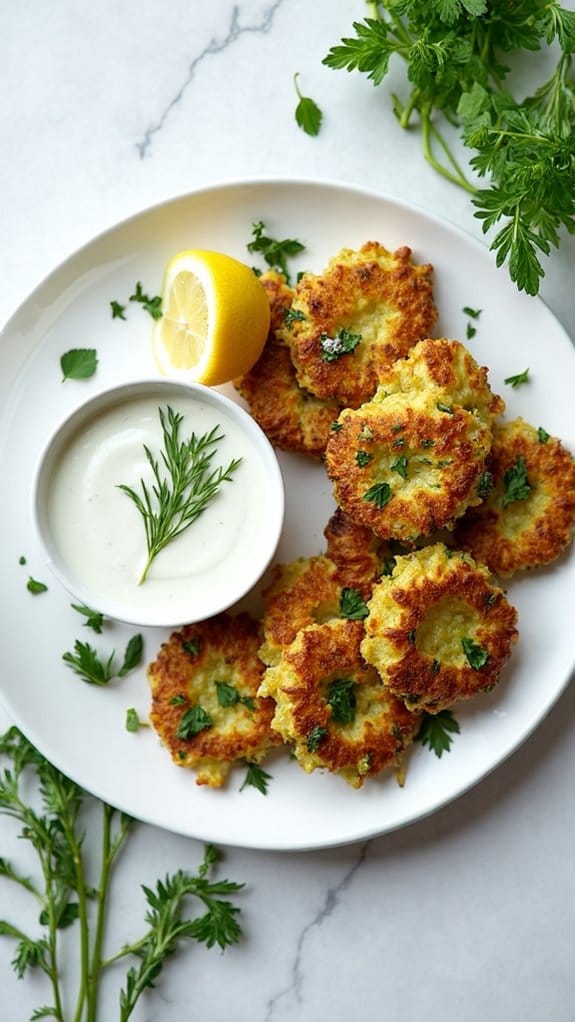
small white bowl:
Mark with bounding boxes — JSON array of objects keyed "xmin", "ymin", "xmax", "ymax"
[{"xmin": 32, "ymin": 379, "xmax": 285, "ymax": 628}]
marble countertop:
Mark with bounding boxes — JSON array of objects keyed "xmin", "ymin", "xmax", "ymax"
[{"xmin": 1, "ymin": 3, "xmax": 575, "ymax": 1020}]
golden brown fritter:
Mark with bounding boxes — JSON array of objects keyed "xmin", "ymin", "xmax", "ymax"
[
  {"xmin": 235, "ymin": 270, "xmax": 341, "ymax": 457},
  {"xmin": 323, "ymin": 508, "xmax": 395, "ymax": 596},
  {"xmin": 259, "ymin": 618, "xmax": 420, "ymax": 788},
  {"xmin": 280, "ymin": 242, "xmax": 437, "ymax": 408},
  {"xmin": 454, "ymin": 417, "xmax": 575, "ymax": 577},
  {"xmin": 361, "ymin": 544, "xmax": 519, "ymax": 713},
  {"xmin": 325, "ymin": 392, "xmax": 492, "ymax": 541},
  {"xmin": 376, "ymin": 337, "xmax": 505, "ymax": 426},
  {"xmin": 148, "ymin": 613, "xmax": 279, "ymax": 787},
  {"xmin": 259, "ymin": 555, "xmax": 341, "ymax": 666}
]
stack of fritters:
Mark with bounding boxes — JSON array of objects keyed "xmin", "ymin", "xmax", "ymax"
[
  {"xmin": 235, "ymin": 241, "xmax": 437, "ymax": 454},
  {"xmin": 147, "ymin": 237, "xmax": 575, "ymax": 791},
  {"xmin": 325, "ymin": 338, "xmax": 503, "ymax": 540}
]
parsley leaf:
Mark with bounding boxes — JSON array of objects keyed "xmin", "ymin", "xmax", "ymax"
[
  {"xmin": 339, "ymin": 587, "xmax": 369, "ymax": 620},
  {"xmin": 60, "ymin": 348, "xmax": 98, "ymax": 382},
  {"xmin": 355, "ymin": 449, "xmax": 373, "ymax": 467},
  {"xmin": 390, "ymin": 455, "xmax": 409, "ymax": 479},
  {"xmin": 62, "ymin": 641, "xmax": 116, "ymax": 686},
  {"xmin": 293, "ymin": 72, "xmax": 323, "ymax": 136},
  {"xmin": 71, "ymin": 602, "xmax": 104, "ymax": 634},
  {"xmin": 239, "ymin": 763, "xmax": 272, "ymax": 795},
  {"xmin": 327, "ymin": 678, "xmax": 357, "ymax": 724},
  {"xmin": 215, "ymin": 681, "xmax": 255, "ymax": 711},
  {"xmin": 306, "ymin": 725, "xmax": 328, "ymax": 752},
  {"xmin": 247, "ymin": 221, "xmax": 305, "ymax": 283},
  {"xmin": 502, "ymin": 456, "xmax": 533, "ymax": 508},
  {"xmin": 176, "ymin": 705, "xmax": 213, "ymax": 740},
  {"xmin": 118, "ymin": 634, "xmax": 144, "ymax": 677},
  {"xmin": 415, "ymin": 709, "xmax": 460, "ymax": 758},
  {"xmin": 537, "ymin": 426, "xmax": 550, "ymax": 443},
  {"xmin": 477, "ymin": 470, "xmax": 494, "ymax": 499},
  {"xmin": 504, "ymin": 368, "xmax": 530, "ymax": 388},
  {"xmin": 26, "ymin": 577, "xmax": 48, "ymax": 595},
  {"xmin": 320, "ymin": 328, "xmax": 362, "ymax": 362},
  {"xmin": 461, "ymin": 636, "xmax": 489, "ymax": 669},
  {"xmin": 125, "ymin": 708, "xmax": 148, "ymax": 732},
  {"xmin": 129, "ymin": 282, "xmax": 162, "ymax": 319},
  {"xmin": 363, "ymin": 481, "xmax": 392, "ymax": 509},
  {"xmin": 110, "ymin": 300, "xmax": 127, "ymax": 320}
]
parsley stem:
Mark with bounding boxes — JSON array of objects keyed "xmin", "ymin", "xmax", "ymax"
[{"xmin": 421, "ymin": 107, "xmax": 477, "ymax": 195}]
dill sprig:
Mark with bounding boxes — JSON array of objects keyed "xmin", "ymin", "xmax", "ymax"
[
  {"xmin": 118, "ymin": 405, "xmax": 241, "ymax": 584},
  {"xmin": 0, "ymin": 727, "xmax": 244, "ymax": 1022}
]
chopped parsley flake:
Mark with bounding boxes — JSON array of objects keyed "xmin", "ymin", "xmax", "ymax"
[
  {"xmin": 537, "ymin": 426, "xmax": 550, "ymax": 443},
  {"xmin": 284, "ymin": 307, "xmax": 306, "ymax": 326},
  {"xmin": 306, "ymin": 724, "xmax": 328, "ymax": 752},
  {"xmin": 339, "ymin": 587, "xmax": 369, "ymax": 620},
  {"xmin": 320, "ymin": 328, "xmax": 361, "ymax": 362},
  {"xmin": 477, "ymin": 471, "xmax": 494, "ymax": 499},
  {"xmin": 390, "ymin": 455, "xmax": 408, "ymax": 479},
  {"xmin": 363, "ymin": 481, "xmax": 392, "ymax": 509},
  {"xmin": 502, "ymin": 456, "xmax": 532, "ymax": 508},
  {"xmin": 504, "ymin": 368, "xmax": 530, "ymax": 388},
  {"xmin": 461, "ymin": 637, "xmax": 489, "ymax": 670},
  {"xmin": 326, "ymin": 678, "xmax": 357, "ymax": 724},
  {"xmin": 355, "ymin": 449, "xmax": 373, "ymax": 467},
  {"xmin": 176, "ymin": 705, "xmax": 213, "ymax": 740},
  {"xmin": 240, "ymin": 762, "xmax": 272, "ymax": 795}
]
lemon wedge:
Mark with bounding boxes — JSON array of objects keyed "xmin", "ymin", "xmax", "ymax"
[{"xmin": 152, "ymin": 249, "xmax": 271, "ymax": 386}]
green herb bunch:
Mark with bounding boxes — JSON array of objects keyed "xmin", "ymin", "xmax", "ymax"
[
  {"xmin": 0, "ymin": 727, "xmax": 243, "ymax": 1022},
  {"xmin": 324, "ymin": 0, "xmax": 575, "ymax": 294}
]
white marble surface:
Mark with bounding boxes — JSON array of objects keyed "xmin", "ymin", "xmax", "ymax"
[{"xmin": 1, "ymin": 2, "xmax": 575, "ymax": 1020}]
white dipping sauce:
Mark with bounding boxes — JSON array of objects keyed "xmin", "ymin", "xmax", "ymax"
[{"xmin": 44, "ymin": 388, "xmax": 282, "ymax": 625}]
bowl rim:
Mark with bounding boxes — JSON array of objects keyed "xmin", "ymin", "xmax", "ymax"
[{"xmin": 31, "ymin": 376, "xmax": 285, "ymax": 627}]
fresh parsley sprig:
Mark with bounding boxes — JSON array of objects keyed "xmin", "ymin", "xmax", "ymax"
[
  {"xmin": 0, "ymin": 728, "xmax": 244, "ymax": 1022},
  {"xmin": 62, "ymin": 634, "xmax": 143, "ymax": 686},
  {"xmin": 118, "ymin": 405, "xmax": 241, "ymax": 584},
  {"xmin": 324, "ymin": 3, "xmax": 575, "ymax": 294},
  {"xmin": 247, "ymin": 221, "xmax": 305, "ymax": 283},
  {"xmin": 415, "ymin": 709, "xmax": 461, "ymax": 758}
]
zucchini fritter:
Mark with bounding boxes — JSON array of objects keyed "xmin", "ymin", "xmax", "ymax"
[
  {"xmin": 325, "ymin": 392, "xmax": 492, "ymax": 541},
  {"xmin": 259, "ymin": 555, "xmax": 341, "ymax": 666},
  {"xmin": 280, "ymin": 242, "xmax": 437, "ymax": 408},
  {"xmin": 376, "ymin": 337, "xmax": 505, "ymax": 426},
  {"xmin": 361, "ymin": 544, "xmax": 519, "ymax": 713},
  {"xmin": 148, "ymin": 613, "xmax": 279, "ymax": 787},
  {"xmin": 455, "ymin": 417, "xmax": 575, "ymax": 576},
  {"xmin": 234, "ymin": 270, "xmax": 341, "ymax": 457},
  {"xmin": 323, "ymin": 508, "xmax": 394, "ymax": 596},
  {"xmin": 259, "ymin": 618, "xmax": 420, "ymax": 788}
]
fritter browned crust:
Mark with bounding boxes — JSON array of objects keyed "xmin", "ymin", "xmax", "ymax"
[
  {"xmin": 259, "ymin": 555, "xmax": 341, "ymax": 666},
  {"xmin": 377, "ymin": 337, "xmax": 505, "ymax": 425},
  {"xmin": 325, "ymin": 393, "xmax": 492, "ymax": 541},
  {"xmin": 323, "ymin": 508, "xmax": 395, "ymax": 596},
  {"xmin": 148, "ymin": 613, "xmax": 279, "ymax": 787},
  {"xmin": 235, "ymin": 270, "xmax": 341, "ymax": 457},
  {"xmin": 259, "ymin": 619, "xmax": 420, "ymax": 788},
  {"xmin": 454, "ymin": 417, "xmax": 575, "ymax": 577},
  {"xmin": 280, "ymin": 242, "xmax": 437, "ymax": 408},
  {"xmin": 361, "ymin": 544, "xmax": 519, "ymax": 713}
]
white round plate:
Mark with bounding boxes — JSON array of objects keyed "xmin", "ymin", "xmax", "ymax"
[{"xmin": 1, "ymin": 179, "xmax": 574, "ymax": 851}]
